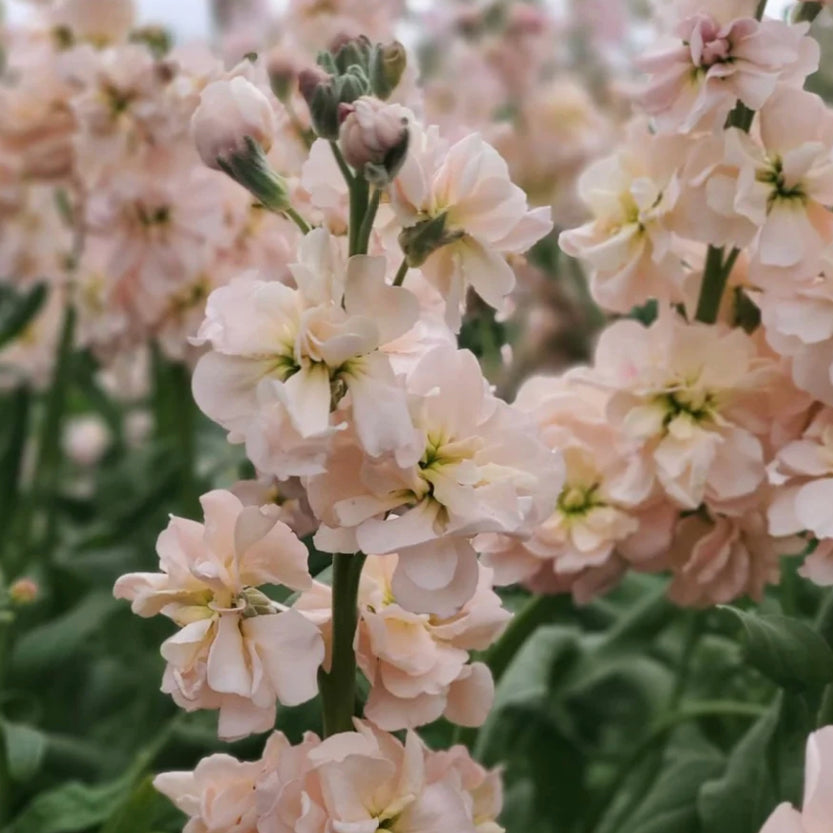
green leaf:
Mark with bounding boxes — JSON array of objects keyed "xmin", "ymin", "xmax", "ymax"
[
  {"xmin": 698, "ymin": 693, "xmax": 811, "ymax": 833},
  {"xmin": 719, "ymin": 607, "xmax": 833, "ymax": 690},
  {"xmin": 618, "ymin": 743, "xmax": 724, "ymax": 833},
  {"xmin": 100, "ymin": 775, "xmax": 169, "ymax": 833},
  {"xmin": 12, "ymin": 593, "xmax": 119, "ymax": 675},
  {"xmin": 0, "ymin": 284, "xmax": 47, "ymax": 351},
  {"xmin": 3, "ymin": 719, "xmax": 178, "ymax": 833},
  {"xmin": 491, "ymin": 625, "xmax": 579, "ymax": 712},
  {"xmin": 2, "ymin": 772, "xmax": 135, "ymax": 833},
  {"xmin": 1, "ymin": 720, "xmax": 47, "ymax": 781}
]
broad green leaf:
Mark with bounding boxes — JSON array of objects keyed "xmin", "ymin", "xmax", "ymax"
[
  {"xmin": 2, "ymin": 772, "xmax": 135, "ymax": 833},
  {"xmin": 1, "ymin": 721, "xmax": 46, "ymax": 781},
  {"xmin": 3, "ymin": 720, "xmax": 178, "ymax": 833},
  {"xmin": 719, "ymin": 607, "xmax": 833, "ymax": 690},
  {"xmin": 618, "ymin": 744, "xmax": 724, "ymax": 833},
  {"xmin": 698, "ymin": 693, "xmax": 811, "ymax": 833},
  {"xmin": 100, "ymin": 775, "xmax": 169, "ymax": 833},
  {"xmin": 0, "ymin": 284, "xmax": 47, "ymax": 351},
  {"xmin": 12, "ymin": 593, "xmax": 119, "ymax": 675},
  {"xmin": 491, "ymin": 625, "xmax": 579, "ymax": 712}
]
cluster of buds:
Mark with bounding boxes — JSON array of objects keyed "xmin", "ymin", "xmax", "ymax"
[{"xmin": 300, "ymin": 37, "xmax": 410, "ymax": 185}]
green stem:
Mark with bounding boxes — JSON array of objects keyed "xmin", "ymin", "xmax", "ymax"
[
  {"xmin": 487, "ymin": 594, "xmax": 575, "ymax": 684},
  {"xmin": 25, "ymin": 305, "xmax": 76, "ymax": 565},
  {"xmin": 355, "ymin": 188, "xmax": 381, "ymax": 255},
  {"xmin": 329, "ymin": 141, "xmax": 354, "ymax": 187},
  {"xmin": 817, "ymin": 684, "xmax": 833, "ymax": 728},
  {"xmin": 695, "ymin": 246, "xmax": 735, "ymax": 324},
  {"xmin": 348, "ymin": 177, "xmax": 370, "ymax": 256},
  {"xmin": 0, "ymin": 386, "xmax": 31, "ymax": 563},
  {"xmin": 794, "ymin": 2, "xmax": 823, "ymax": 23},
  {"xmin": 392, "ymin": 258, "xmax": 409, "ymax": 287},
  {"xmin": 0, "ymin": 607, "xmax": 13, "ymax": 827},
  {"xmin": 320, "ymin": 553, "xmax": 367, "ymax": 737},
  {"xmin": 284, "ymin": 206, "xmax": 311, "ymax": 234}
]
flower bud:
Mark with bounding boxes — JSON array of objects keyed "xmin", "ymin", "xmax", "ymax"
[
  {"xmin": 9, "ymin": 578, "xmax": 39, "ymax": 605},
  {"xmin": 267, "ymin": 51, "xmax": 297, "ymax": 102},
  {"xmin": 192, "ymin": 76, "xmax": 276, "ymax": 171},
  {"xmin": 338, "ymin": 97, "xmax": 409, "ymax": 184},
  {"xmin": 331, "ymin": 34, "xmax": 373, "ymax": 75},
  {"xmin": 369, "ymin": 41, "xmax": 407, "ymax": 100},
  {"xmin": 192, "ymin": 77, "xmax": 290, "ymax": 211},
  {"xmin": 63, "ymin": 414, "xmax": 110, "ymax": 467}
]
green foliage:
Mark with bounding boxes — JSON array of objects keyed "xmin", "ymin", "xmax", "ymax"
[
  {"xmin": 0, "ymin": 284, "xmax": 47, "ymax": 352},
  {"xmin": 718, "ymin": 607, "xmax": 833, "ymax": 691}
]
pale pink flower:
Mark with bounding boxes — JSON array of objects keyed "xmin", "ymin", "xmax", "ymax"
[
  {"xmin": 0, "ymin": 286, "xmax": 67, "ymax": 392},
  {"xmin": 0, "ymin": 184, "xmax": 73, "ymax": 287},
  {"xmin": 255, "ymin": 731, "xmax": 326, "ymax": 833},
  {"xmin": 425, "ymin": 746, "xmax": 505, "ymax": 833},
  {"xmin": 65, "ymin": 44, "xmax": 187, "ymax": 183},
  {"xmin": 191, "ymin": 227, "xmax": 419, "ymax": 478},
  {"xmin": 154, "ymin": 724, "xmax": 500, "ymax": 833},
  {"xmin": 154, "ymin": 752, "xmax": 263, "ymax": 833},
  {"xmin": 558, "ymin": 122, "xmax": 688, "ymax": 313},
  {"xmin": 297, "ymin": 555, "xmax": 509, "ymax": 730},
  {"xmin": 0, "ymin": 65, "xmax": 75, "ymax": 181},
  {"xmin": 84, "ymin": 152, "xmax": 233, "ymax": 331},
  {"xmin": 638, "ymin": 0, "xmax": 817, "ymax": 133},
  {"xmin": 307, "ymin": 346, "xmax": 564, "ymax": 616},
  {"xmin": 231, "ymin": 474, "xmax": 318, "ymax": 539},
  {"xmin": 492, "ymin": 77, "xmax": 612, "ymax": 224},
  {"xmin": 759, "ymin": 727, "xmax": 833, "ymax": 833},
  {"xmin": 390, "ymin": 125, "xmax": 552, "ymax": 330},
  {"xmin": 155, "ymin": 730, "xmax": 326, "ymax": 833},
  {"xmin": 478, "ymin": 370, "xmax": 674, "ymax": 592},
  {"xmin": 755, "ymin": 267, "xmax": 833, "ymax": 406},
  {"xmin": 300, "ymin": 139, "xmax": 349, "ymax": 221},
  {"xmin": 50, "ymin": 0, "xmax": 135, "ymax": 45},
  {"xmin": 594, "ymin": 310, "xmax": 778, "ymax": 511},
  {"xmin": 721, "ymin": 88, "xmax": 833, "ymax": 281},
  {"xmin": 767, "ymin": 408, "xmax": 833, "ymax": 584},
  {"xmin": 308, "ymin": 723, "xmax": 478, "ymax": 833},
  {"xmin": 192, "ymin": 76, "xmax": 277, "ymax": 171},
  {"xmin": 668, "ymin": 507, "xmax": 791, "ymax": 607},
  {"xmin": 113, "ymin": 489, "xmax": 323, "ymax": 740}
]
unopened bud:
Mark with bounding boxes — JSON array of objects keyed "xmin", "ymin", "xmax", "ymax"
[
  {"xmin": 399, "ymin": 213, "xmax": 465, "ymax": 267},
  {"xmin": 331, "ymin": 34, "xmax": 373, "ymax": 75},
  {"xmin": 301, "ymin": 66, "xmax": 369, "ymax": 140},
  {"xmin": 369, "ymin": 41, "xmax": 407, "ymax": 100},
  {"xmin": 267, "ymin": 51, "xmax": 297, "ymax": 102},
  {"xmin": 218, "ymin": 137, "xmax": 291, "ymax": 212},
  {"xmin": 338, "ymin": 96, "xmax": 409, "ymax": 185},
  {"xmin": 192, "ymin": 77, "xmax": 290, "ymax": 211},
  {"xmin": 192, "ymin": 76, "xmax": 277, "ymax": 170},
  {"xmin": 9, "ymin": 578, "xmax": 39, "ymax": 605}
]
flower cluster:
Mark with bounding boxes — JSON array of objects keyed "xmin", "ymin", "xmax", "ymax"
[
  {"xmin": 92, "ymin": 0, "xmax": 833, "ymax": 830},
  {"xmin": 155, "ymin": 723, "xmax": 502, "ymax": 833},
  {"xmin": 552, "ymin": 0, "xmax": 833, "ymax": 607}
]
